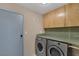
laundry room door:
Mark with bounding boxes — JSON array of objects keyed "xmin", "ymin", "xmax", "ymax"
[{"xmin": 0, "ymin": 9, "xmax": 23, "ymax": 56}]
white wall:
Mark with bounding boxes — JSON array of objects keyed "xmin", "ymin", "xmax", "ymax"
[
  {"xmin": 0, "ymin": 3, "xmax": 44, "ymax": 56},
  {"xmin": 24, "ymin": 10, "xmax": 44, "ymax": 56}
]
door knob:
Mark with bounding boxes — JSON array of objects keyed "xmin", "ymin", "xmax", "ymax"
[{"xmin": 20, "ymin": 35, "xmax": 23, "ymax": 37}]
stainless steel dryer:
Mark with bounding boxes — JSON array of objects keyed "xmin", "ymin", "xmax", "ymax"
[
  {"xmin": 47, "ymin": 40, "xmax": 68, "ymax": 56},
  {"xmin": 35, "ymin": 37, "xmax": 46, "ymax": 56}
]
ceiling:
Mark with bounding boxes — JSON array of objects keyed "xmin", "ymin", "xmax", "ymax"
[{"xmin": 19, "ymin": 3, "xmax": 66, "ymax": 14}]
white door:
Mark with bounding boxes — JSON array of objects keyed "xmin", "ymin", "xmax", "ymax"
[{"xmin": 0, "ymin": 9, "xmax": 23, "ymax": 56}]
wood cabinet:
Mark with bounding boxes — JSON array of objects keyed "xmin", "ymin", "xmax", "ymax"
[
  {"xmin": 43, "ymin": 11, "xmax": 55, "ymax": 28},
  {"xmin": 43, "ymin": 6, "xmax": 65, "ymax": 28},
  {"xmin": 65, "ymin": 4, "xmax": 79, "ymax": 27},
  {"xmin": 43, "ymin": 4, "xmax": 79, "ymax": 28},
  {"xmin": 54, "ymin": 7, "xmax": 65, "ymax": 27}
]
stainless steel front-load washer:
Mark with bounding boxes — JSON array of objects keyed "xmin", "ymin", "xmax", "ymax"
[
  {"xmin": 35, "ymin": 37, "xmax": 46, "ymax": 56},
  {"xmin": 47, "ymin": 40, "xmax": 68, "ymax": 56}
]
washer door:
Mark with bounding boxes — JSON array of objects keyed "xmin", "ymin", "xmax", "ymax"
[
  {"xmin": 37, "ymin": 42, "xmax": 44, "ymax": 52},
  {"xmin": 47, "ymin": 45, "xmax": 64, "ymax": 56},
  {"xmin": 36, "ymin": 38, "xmax": 46, "ymax": 56}
]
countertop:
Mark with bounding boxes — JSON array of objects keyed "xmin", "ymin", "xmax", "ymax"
[{"xmin": 38, "ymin": 32, "xmax": 79, "ymax": 47}]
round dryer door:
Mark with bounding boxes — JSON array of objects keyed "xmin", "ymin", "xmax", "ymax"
[{"xmin": 47, "ymin": 45, "xmax": 64, "ymax": 56}]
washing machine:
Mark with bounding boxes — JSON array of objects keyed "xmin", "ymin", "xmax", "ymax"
[
  {"xmin": 35, "ymin": 37, "xmax": 46, "ymax": 56},
  {"xmin": 47, "ymin": 40, "xmax": 68, "ymax": 56}
]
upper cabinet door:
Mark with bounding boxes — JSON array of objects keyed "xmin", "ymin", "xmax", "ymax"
[
  {"xmin": 43, "ymin": 6, "xmax": 65, "ymax": 28},
  {"xmin": 43, "ymin": 10, "xmax": 55, "ymax": 28},
  {"xmin": 65, "ymin": 4, "xmax": 79, "ymax": 26},
  {"xmin": 54, "ymin": 6, "xmax": 65, "ymax": 27}
]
